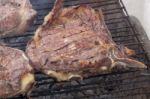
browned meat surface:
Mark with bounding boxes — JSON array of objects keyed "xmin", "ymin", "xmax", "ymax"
[
  {"xmin": 0, "ymin": 0, "xmax": 37, "ymax": 37},
  {"xmin": 0, "ymin": 44, "xmax": 35, "ymax": 98},
  {"xmin": 26, "ymin": 0, "xmax": 147, "ymax": 81}
]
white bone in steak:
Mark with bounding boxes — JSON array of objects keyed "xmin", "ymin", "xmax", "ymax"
[
  {"xmin": 0, "ymin": 0, "xmax": 37, "ymax": 37},
  {"xmin": 26, "ymin": 0, "xmax": 147, "ymax": 81}
]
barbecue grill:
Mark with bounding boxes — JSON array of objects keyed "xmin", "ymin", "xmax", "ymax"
[{"xmin": 3, "ymin": 0, "xmax": 150, "ymax": 99}]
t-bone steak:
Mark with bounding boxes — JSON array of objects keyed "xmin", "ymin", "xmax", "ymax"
[{"xmin": 26, "ymin": 0, "xmax": 147, "ymax": 81}]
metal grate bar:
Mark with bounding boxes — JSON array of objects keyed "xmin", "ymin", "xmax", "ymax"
[{"xmin": 31, "ymin": 77, "xmax": 150, "ymax": 98}]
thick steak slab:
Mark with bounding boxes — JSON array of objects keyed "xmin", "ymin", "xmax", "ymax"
[
  {"xmin": 0, "ymin": 0, "xmax": 37, "ymax": 37},
  {"xmin": 26, "ymin": 0, "xmax": 146, "ymax": 81},
  {"xmin": 0, "ymin": 44, "xmax": 34, "ymax": 98}
]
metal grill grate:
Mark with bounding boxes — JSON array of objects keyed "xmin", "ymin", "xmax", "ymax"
[{"xmin": 4, "ymin": 0, "xmax": 150, "ymax": 99}]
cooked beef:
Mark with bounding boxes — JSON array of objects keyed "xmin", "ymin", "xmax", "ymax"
[
  {"xmin": 0, "ymin": 44, "xmax": 35, "ymax": 98},
  {"xmin": 26, "ymin": 0, "xmax": 147, "ymax": 81},
  {"xmin": 0, "ymin": 0, "xmax": 37, "ymax": 37}
]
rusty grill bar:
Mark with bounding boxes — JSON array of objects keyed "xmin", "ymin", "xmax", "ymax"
[{"xmin": 5, "ymin": 0, "xmax": 150, "ymax": 99}]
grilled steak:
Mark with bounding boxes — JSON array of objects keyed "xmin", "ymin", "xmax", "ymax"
[
  {"xmin": 0, "ymin": 44, "xmax": 34, "ymax": 98},
  {"xmin": 26, "ymin": 0, "xmax": 147, "ymax": 81},
  {"xmin": 0, "ymin": 0, "xmax": 37, "ymax": 37}
]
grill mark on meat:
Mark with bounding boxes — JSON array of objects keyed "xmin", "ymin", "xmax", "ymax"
[
  {"xmin": 41, "ymin": 20, "xmax": 88, "ymax": 38},
  {"xmin": 51, "ymin": 46, "xmax": 102, "ymax": 64},
  {"xmin": 63, "ymin": 30, "xmax": 86, "ymax": 38},
  {"xmin": 40, "ymin": 24, "xmax": 86, "ymax": 39},
  {"xmin": 43, "ymin": 58, "xmax": 49, "ymax": 66},
  {"xmin": 74, "ymin": 48, "xmax": 105, "ymax": 60},
  {"xmin": 51, "ymin": 34, "xmax": 98, "ymax": 52},
  {"xmin": 53, "ymin": 42, "xmax": 71, "ymax": 52},
  {"xmin": 40, "ymin": 29, "xmax": 98, "ymax": 53},
  {"xmin": 42, "ymin": 47, "xmax": 101, "ymax": 69},
  {"xmin": 47, "ymin": 53, "xmax": 109, "ymax": 72},
  {"xmin": 71, "ymin": 54, "xmax": 99, "ymax": 63},
  {"xmin": 39, "ymin": 42, "xmax": 100, "ymax": 68}
]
